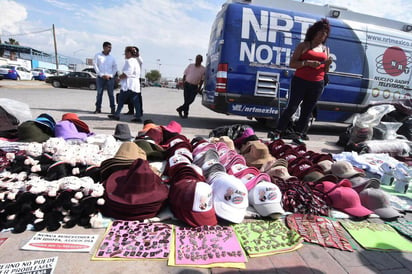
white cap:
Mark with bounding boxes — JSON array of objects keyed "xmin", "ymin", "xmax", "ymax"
[
  {"xmin": 210, "ymin": 173, "xmax": 248, "ymax": 223},
  {"xmin": 248, "ymin": 181, "xmax": 284, "ymax": 217}
]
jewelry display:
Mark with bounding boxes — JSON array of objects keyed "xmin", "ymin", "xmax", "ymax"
[
  {"xmin": 232, "ymin": 219, "xmax": 303, "ymax": 257},
  {"xmin": 173, "ymin": 225, "xmax": 247, "ymax": 265},
  {"xmin": 93, "ymin": 221, "xmax": 172, "ymax": 259}
]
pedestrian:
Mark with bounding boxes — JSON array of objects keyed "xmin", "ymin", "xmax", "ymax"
[
  {"xmin": 268, "ymin": 18, "xmax": 333, "ymax": 145},
  {"xmin": 123, "ymin": 46, "xmax": 143, "ymax": 116},
  {"xmin": 93, "ymin": 41, "xmax": 118, "ymax": 114},
  {"xmin": 108, "ymin": 46, "xmax": 142, "ymax": 123},
  {"xmin": 176, "ymin": 54, "xmax": 205, "ymax": 119}
]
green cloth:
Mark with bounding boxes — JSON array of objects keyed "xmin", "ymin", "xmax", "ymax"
[
  {"xmin": 232, "ymin": 220, "xmax": 303, "ymax": 257},
  {"xmin": 340, "ymin": 220, "xmax": 412, "ymax": 252},
  {"xmin": 387, "ymin": 220, "xmax": 412, "ymax": 240},
  {"xmin": 381, "ymin": 185, "xmax": 412, "ymax": 199}
]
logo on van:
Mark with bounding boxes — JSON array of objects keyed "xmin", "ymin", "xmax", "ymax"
[{"xmin": 376, "ymin": 46, "xmax": 411, "ymax": 76}]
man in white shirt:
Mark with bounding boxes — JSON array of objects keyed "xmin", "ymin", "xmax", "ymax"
[
  {"xmin": 176, "ymin": 54, "xmax": 205, "ymax": 118},
  {"xmin": 93, "ymin": 41, "xmax": 118, "ymax": 114}
]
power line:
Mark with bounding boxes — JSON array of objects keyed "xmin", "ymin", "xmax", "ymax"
[{"xmin": 0, "ymin": 28, "xmax": 52, "ymax": 37}]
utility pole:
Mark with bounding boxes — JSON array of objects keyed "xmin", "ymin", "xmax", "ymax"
[{"xmin": 52, "ymin": 24, "xmax": 59, "ymax": 70}]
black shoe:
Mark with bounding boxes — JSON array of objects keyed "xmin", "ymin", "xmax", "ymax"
[
  {"xmin": 131, "ymin": 118, "xmax": 143, "ymax": 123},
  {"xmin": 94, "ymin": 109, "xmax": 101, "ymax": 114},
  {"xmin": 108, "ymin": 114, "xmax": 120, "ymax": 120},
  {"xmin": 292, "ymin": 137, "xmax": 306, "ymax": 146},
  {"xmin": 111, "ymin": 109, "xmax": 115, "ymax": 115},
  {"xmin": 125, "ymin": 111, "xmax": 134, "ymax": 115},
  {"xmin": 267, "ymin": 131, "xmax": 281, "ymax": 141},
  {"xmin": 176, "ymin": 108, "xmax": 184, "ymax": 118}
]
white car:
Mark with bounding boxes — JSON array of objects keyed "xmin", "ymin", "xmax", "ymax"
[
  {"xmin": 0, "ymin": 65, "xmax": 33, "ymax": 80},
  {"xmin": 32, "ymin": 68, "xmax": 54, "ymax": 81}
]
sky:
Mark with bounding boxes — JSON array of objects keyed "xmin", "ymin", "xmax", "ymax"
[{"xmin": 0, "ymin": 0, "xmax": 411, "ymax": 79}]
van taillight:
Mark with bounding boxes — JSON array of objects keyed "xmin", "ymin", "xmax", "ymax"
[{"xmin": 216, "ymin": 63, "xmax": 228, "ymax": 92}]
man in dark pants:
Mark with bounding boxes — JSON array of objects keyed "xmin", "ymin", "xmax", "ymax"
[
  {"xmin": 176, "ymin": 54, "xmax": 205, "ymax": 118},
  {"xmin": 93, "ymin": 41, "xmax": 118, "ymax": 114}
]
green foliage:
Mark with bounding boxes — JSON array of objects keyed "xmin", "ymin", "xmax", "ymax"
[{"xmin": 145, "ymin": 70, "xmax": 161, "ymax": 82}]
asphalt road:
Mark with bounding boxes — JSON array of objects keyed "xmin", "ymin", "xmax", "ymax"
[{"xmin": 0, "ymin": 80, "xmax": 346, "ymax": 153}]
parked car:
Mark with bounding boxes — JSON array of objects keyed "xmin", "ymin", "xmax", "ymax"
[
  {"xmin": 32, "ymin": 68, "xmax": 54, "ymax": 81},
  {"xmin": 0, "ymin": 65, "xmax": 33, "ymax": 80},
  {"xmin": 46, "ymin": 71, "xmax": 97, "ymax": 89},
  {"xmin": 0, "ymin": 74, "xmax": 3, "ymax": 80},
  {"xmin": 82, "ymin": 68, "xmax": 96, "ymax": 75}
]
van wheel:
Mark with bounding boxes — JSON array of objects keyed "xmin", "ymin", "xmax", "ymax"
[
  {"xmin": 52, "ymin": 80, "xmax": 61, "ymax": 88},
  {"xmin": 89, "ymin": 83, "xmax": 97, "ymax": 90}
]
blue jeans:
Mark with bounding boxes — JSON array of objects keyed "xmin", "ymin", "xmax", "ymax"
[
  {"xmin": 96, "ymin": 77, "xmax": 115, "ymax": 111},
  {"xmin": 115, "ymin": 90, "xmax": 142, "ymax": 119},
  {"xmin": 277, "ymin": 76, "xmax": 324, "ymax": 135}
]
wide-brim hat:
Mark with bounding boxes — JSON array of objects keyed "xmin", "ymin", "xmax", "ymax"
[
  {"xmin": 135, "ymin": 139, "xmax": 165, "ymax": 162},
  {"xmin": 169, "ymin": 178, "xmax": 217, "ymax": 227},
  {"xmin": 17, "ymin": 121, "xmax": 52, "ymax": 143},
  {"xmin": 359, "ymin": 188, "xmax": 400, "ymax": 219},
  {"xmin": 161, "ymin": 120, "xmax": 182, "ymax": 134},
  {"xmin": 54, "ymin": 120, "xmax": 88, "ymax": 141},
  {"xmin": 61, "ymin": 112, "xmax": 90, "ymax": 133},
  {"xmin": 113, "ymin": 123, "xmax": 133, "ymax": 141},
  {"xmin": 34, "ymin": 113, "xmax": 56, "ymax": 134},
  {"xmin": 302, "ymin": 171, "xmax": 339, "ymax": 183},
  {"xmin": 240, "ymin": 140, "xmax": 275, "ymax": 169},
  {"xmin": 100, "ymin": 142, "xmax": 147, "ymax": 182},
  {"xmin": 331, "ymin": 160, "xmax": 364, "ymax": 179},
  {"xmin": 101, "ymin": 158, "xmax": 169, "ymax": 220}
]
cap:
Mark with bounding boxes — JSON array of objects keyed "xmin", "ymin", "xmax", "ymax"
[{"xmin": 249, "ymin": 181, "xmax": 285, "ymax": 217}]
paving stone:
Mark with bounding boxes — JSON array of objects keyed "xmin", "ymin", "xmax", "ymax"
[
  {"xmin": 361, "ymin": 250, "xmax": 403, "ymax": 271},
  {"xmin": 345, "ymin": 265, "xmax": 380, "ymax": 274},
  {"xmin": 267, "ymin": 251, "xmax": 315, "ymax": 273},
  {"xmin": 327, "ymin": 248, "xmax": 370, "ymax": 268},
  {"xmin": 389, "ymin": 251, "xmax": 412, "ymax": 271},
  {"xmin": 297, "ymin": 245, "xmax": 346, "ymax": 274}
]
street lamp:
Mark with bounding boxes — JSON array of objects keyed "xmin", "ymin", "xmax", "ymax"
[{"xmin": 156, "ymin": 59, "xmax": 161, "ymax": 71}]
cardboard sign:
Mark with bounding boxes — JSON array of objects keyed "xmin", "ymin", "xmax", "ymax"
[
  {"xmin": 21, "ymin": 233, "xmax": 98, "ymax": 253},
  {"xmin": 0, "ymin": 257, "xmax": 58, "ymax": 274}
]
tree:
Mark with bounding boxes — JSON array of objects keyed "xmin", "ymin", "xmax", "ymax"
[
  {"xmin": 5, "ymin": 38, "xmax": 19, "ymax": 45},
  {"xmin": 145, "ymin": 70, "xmax": 161, "ymax": 83}
]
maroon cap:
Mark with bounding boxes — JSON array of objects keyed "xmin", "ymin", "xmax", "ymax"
[
  {"xmin": 316, "ymin": 179, "xmax": 373, "ymax": 217},
  {"xmin": 101, "ymin": 158, "xmax": 169, "ymax": 220},
  {"xmin": 169, "ymin": 178, "xmax": 217, "ymax": 227}
]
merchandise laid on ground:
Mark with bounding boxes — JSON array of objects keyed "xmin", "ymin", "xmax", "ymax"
[{"xmin": 0, "ymin": 108, "xmax": 412, "ymax": 273}]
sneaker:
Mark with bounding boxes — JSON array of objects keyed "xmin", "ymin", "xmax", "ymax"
[
  {"xmin": 176, "ymin": 108, "xmax": 184, "ymax": 118},
  {"xmin": 267, "ymin": 131, "xmax": 281, "ymax": 141},
  {"xmin": 292, "ymin": 137, "xmax": 306, "ymax": 146},
  {"xmin": 108, "ymin": 114, "xmax": 120, "ymax": 120}
]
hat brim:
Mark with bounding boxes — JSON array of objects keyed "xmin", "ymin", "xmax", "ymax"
[
  {"xmin": 252, "ymin": 202, "xmax": 285, "ymax": 217},
  {"xmin": 342, "ymin": 205, "xmax": 373, "ymax": 217},
  {"xmin": 67, "ymin": 119, "xmax": 90, "ymax": 133},
  {"xmin": 373, "ymin": 207, "xmax": 400, "ymax": 219},
  {"xmin": 185, "ymin": 209, "xmax": 218, "ymax": 227}
]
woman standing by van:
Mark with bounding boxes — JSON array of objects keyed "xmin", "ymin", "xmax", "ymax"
[{"xmin": 268, "ymin": 18, "xmax": 333, "ymax": 145}]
